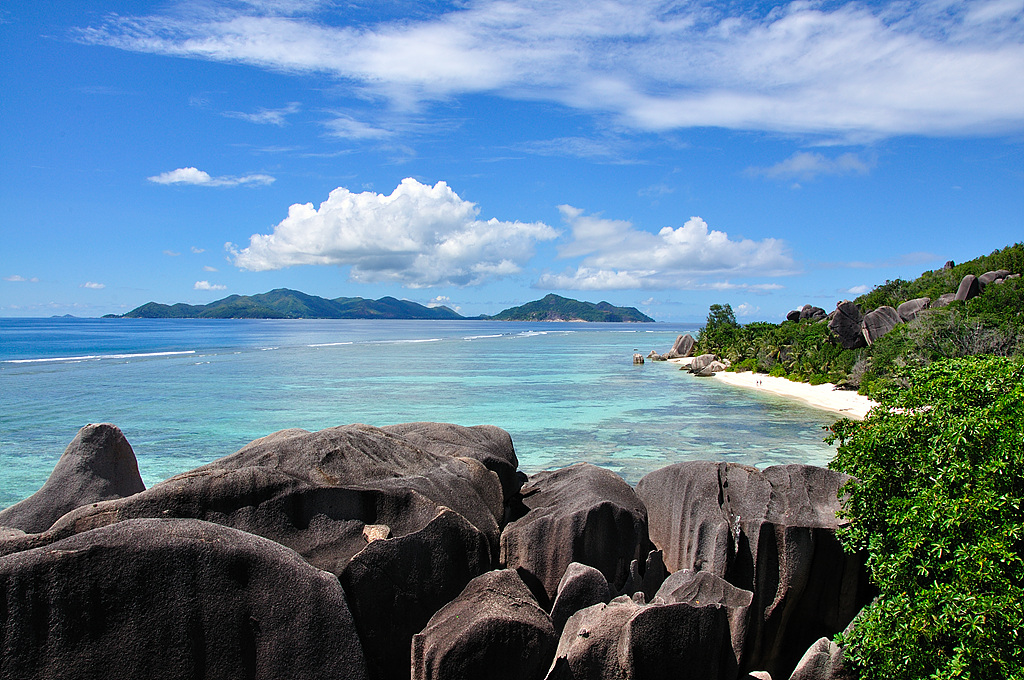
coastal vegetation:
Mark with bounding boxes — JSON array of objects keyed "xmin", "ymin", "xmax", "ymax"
[
  {"xmin": 695, "ymin": 243, "xmax": 1024, "ymax": 396},
  {"xmin": 828, "ymin": 356, "xmax": 1024, "ymax": 680}
]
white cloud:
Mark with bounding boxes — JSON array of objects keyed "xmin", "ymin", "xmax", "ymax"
[
  {"xmin": 223, "ymin": 102, "xmax": 300, "ymax": 126},
  {"xmin": 323, "ymin": 114, "xmax": 394, "ymax": 140},
  {"xmin": 191, "ymin": 246, "xmax": 205, "ymax": 254},
  {"xmin": 228, "ymin": 178, "xmax": 558, "ymax": 287},
  {"xmin": 202, "ymin": 265, "xmax": 219, "ymax": 272},
  {"xmin": 194, "ymin": 280, "xmax": 227, "ymax": 290},
  {"xmin": 3, "ymin": 275, "xmax": 39, "ymax": 282},
  {"xmin": 748, "ymin": 152, "xmax": 874, "ymax": 181},
  {"xmin": 148, "ymin": 167, "xmax": 275, "ymax": 187},
  {"xmin": 427, "ymin": 295, "xmax": 450, "ymax": 308},
  {"xmin": 539, "ymin": 207, "xmax": 797, "ymax": 290},
  {"xmin": 164, "ymin": 250, "xmax": 181, "ymax": 256},
  {"xmin": 77, "ymin": 0, "xmax": 1024, "ymax": 139},
  {"xmin": 846, "ymin": 284, "xmax": 871, "ymax": 295},
  {"xmin": 735, "ymin": 302, "xmax": 761, "ymax": 317},
  {"xmin": 80, "ymin": 281, "xmax": 106, "ymax": 289}
]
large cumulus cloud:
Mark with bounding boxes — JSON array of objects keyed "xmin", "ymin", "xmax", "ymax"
[
  {"xmin": 537, "ymin": 206, "xmax": 796, "ymax": 290},
  {"xmin": 229, "ymin": 178, "xmax": 558, "ymax": 287}
]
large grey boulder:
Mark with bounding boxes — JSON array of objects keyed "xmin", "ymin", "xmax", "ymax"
[
  {"xmin": 636, "ymin": 462, "xmax": 871, "ymax": 679},
  {"xmin": 955, "ymin": 274, "xmax": 981, "ymax": 301},
  {"xmin": 932, "ymin": 292, "xmax": 956, "ymax": 308},
  {"xmin": 550, "ymin": 562, "xmax": 612, "ymax": 634},
  {"xmin": 0, "ymin": 423, "xmax": 508, "ymax": 680},
  {"xmin": 896, "ymin": 297, "xmax": 931, "ymax": 323},
  {"xmin": 548, "ymin": 590, "xmax": 743, "ymax": 680},
  {"xmin": 411, "ymin": 569, "xmax": 556, "ymax": 680},
  {"xmin": 827, "ymin": 302, "xmax": 867, "ymax": 349},
  {"xmin": 799, "ymin": 305, "xmax": 827, "ymax": 321},
  {"xmin": 500, "ymin": 463, "xmax": 650, "ymax": 607},
  {"xmin": 688, "ymin": 353, "xmax": 719, "ymax": 374},
  {"xmin": 860, "ymin": 306, "xmax": 902, "ymax": 345},
  {"xmin": 666, "ymin": 334, "xmax": 696, "ymax": 359},
  {"xmin": 0, "ymin": 423, "xmax": 145, "ymax": 534},
  {"xmin": 786, "ymin": 310, "xmax": 801, "ymax": 322},
  {"xmin": 978, "ymin": 269, "xmax": 1010, "ymax": 286},
  {"xmin": 381, "ymin": 422, "xmax": 521, "ymax": 506},
  {"xmin": 787, "ymin": 637, "xmax": 850, "ymax": 680},
  {"xmin": 0, "ymin": 518, "xmax": 366, "ymax": 680}
]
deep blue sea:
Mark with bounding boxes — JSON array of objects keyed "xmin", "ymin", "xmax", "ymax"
[{"xmin": 0, "ymin": 318, "xmax": 840, "ymax": 510}]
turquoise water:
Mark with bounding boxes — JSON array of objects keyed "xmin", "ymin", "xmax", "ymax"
[{"xmin": 0, "ymin": 318, "xmax": 840, "ymax": 509}]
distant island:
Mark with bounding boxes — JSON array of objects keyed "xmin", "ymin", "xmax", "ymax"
[
  {"xmin": 486, "ymin": 293, "xmax": 654, "ymax": 322},
  {"xmin": 107, "ymin": 289, "xmax": 655, "ymax": 322}
]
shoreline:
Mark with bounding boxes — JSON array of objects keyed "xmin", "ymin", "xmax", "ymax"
[{"xmin": 668, "ymin": 359, "xmax": 877, "ymax": 420}]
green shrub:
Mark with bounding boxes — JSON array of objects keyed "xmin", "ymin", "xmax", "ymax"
[
  {"xmin": 808, "ymin": 373, "xmax": 829, "ymax": 385},
  {"xmin": 768, "ymin": 364, "xmax": 787, "ymax": 378},
  {"xmin": 828, "ymin": 356, "xmax": 1024, "ymax": 680}
]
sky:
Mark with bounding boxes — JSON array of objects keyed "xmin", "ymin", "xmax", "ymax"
[{"xmin": 1, "ymin": 0, "xmax": 1022, "ymax": 322}]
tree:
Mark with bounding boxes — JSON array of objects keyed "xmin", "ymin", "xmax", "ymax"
[
  {"xmin": 827, "ymin": 356, "xmax": 1024, "ymax": 680},
  {"xmin": 697, "ymin": 303, "xmax": 739, "ymax": 354}
]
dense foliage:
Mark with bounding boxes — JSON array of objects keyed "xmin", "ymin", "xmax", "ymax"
[
  {"xmin": 827, "ymin": 356, "xmax": 1024, "ymax": 680},
  {"xmin": 694, "ymin": 243, "xmax": 1024, "ymax": 395},
  {"xmin": 853, "ymin": 242, "xmax": 1024, "ymax": 314}
]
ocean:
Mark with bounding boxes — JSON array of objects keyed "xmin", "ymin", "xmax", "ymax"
[{"xmin": 0, "ymin": 318, "xmax": 840, "ymax": 510}]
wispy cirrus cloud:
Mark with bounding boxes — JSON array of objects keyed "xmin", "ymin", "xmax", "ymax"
[
  {"xmin": 148, "ymin": 167, "xmax": 275, "ymax": 186},
  {"xmin": 747, "ymin": 152, "xmax": 875, "ymax": 182},
  {"xmin": 75, "ymin": 0, "xmax": 1024, "ymax": 140},
  {"xmin": 223, "ymin": 101, "xmax": 300, "ymax": 126},
  {"xmin": 3, "ymin": 275, "xmax": 39, "ymax": 282},
  {"xmin": 80, "ymin": 281, "xmax": 106, "ymax": 289}
]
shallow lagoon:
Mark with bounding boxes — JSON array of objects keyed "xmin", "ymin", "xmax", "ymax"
[{"xmin": 0, "ymin": 318, "xmax": 839, "ymax": 509}]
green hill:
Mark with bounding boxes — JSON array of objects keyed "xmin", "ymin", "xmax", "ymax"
[
  {"xmin": 488, "ymin": 294, "xmax": 654, "ymax": 322},
  {"xmin": 116, "ymin": 289, "xmax": 464, "ymax": 320}
]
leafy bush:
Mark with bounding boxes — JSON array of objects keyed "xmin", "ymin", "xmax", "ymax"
[
  {"xmin": 808, "ymin": 373, "xmax": 829, "ymax": 385},
  {"xmin": 828, "ymin": 356, "xmax": 1024, "ymax": 680},
  {"xmin": 768, "ymin": 364, "xmax": 787, "ymax": 378}
]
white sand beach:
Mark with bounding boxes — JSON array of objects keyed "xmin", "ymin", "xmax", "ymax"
[{"xmin": 668, "ymin": 359, "xmax": 877, "ymax": 419}]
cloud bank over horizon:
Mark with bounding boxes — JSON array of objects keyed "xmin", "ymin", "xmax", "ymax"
[
  {"xmin": 148, "ymin": 167, "xmax": 275, "ymax": 187},
  {"xmin": 77, "ymin": 0, "xmax": 1024, "ymax": 141},
  {"xmin": 537, "ymin": 206, "xmax": 796, "ymax": 290},
  {"xmin": 229, "ymin": 178, "xmax": 559, "ymax": 287}
]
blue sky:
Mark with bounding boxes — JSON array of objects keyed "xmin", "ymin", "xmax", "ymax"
[{"xmin": 2, "ymin": 0, "xmax": 1022, "ymax": 322}]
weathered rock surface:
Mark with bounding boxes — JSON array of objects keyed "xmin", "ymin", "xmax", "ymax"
[
  {"xmin": 381, "ymin": 422, "xmax": 520, "ymax": 506},
  {"xmin": 932, "ymin": 292, "xmax": 957, "ymax": 308},
  {"xmin": 636, "ymin": 462, "xmax": 871, "ymax": 679},
  {"xmin": 666, "ymin": 334, "xmax": 696, "ymax": 358},
  {"xmin": 0, "ymin": 423, "xmax": 145, "ymax": 535},
  {"xmin": 500, "ymin": 463, "xmax": 650, "ymax": 607},
  {"xmin": 799, "ymin": 305, "xmax": 827, "ymax": 321},
  {"xmin": 788, "ymin": 637, "xmax": 850, "ymax": 680},
  {"xmin": 978, "ymin": 269, "xmax": 1010, "ymax": 286},
  {"xmin": 896, "ymin": 297, "xmax": 931, "ymax": 323},
  {"xmin": 1, "ymin": 423, "xmax": 508, "ymax": 680},
  {"xmin": 0, "ymin": 518, "xmax": 367, "ymax": 680},
  {"xmin": 550, "ymin": 562, "xmax": 612, "ymax": 634},
  {"xmin": 827, "ymin": 302, "xmax": 867, "ymax": 349},
  {"xmin": 412, "ymin": 569, "xmax": 556, "ymax": 680},
  {"xmin": 860, "ymin": 305, "xmax": 902, "ymax": 345},
  {"xmin": 548, "ymin": 590, "xmax": 742, "ymax": 680},
  {"xmin": 695, "ymin": 360, "xmax": 728, "ymax": 376},
  {"xmin": 786, "ymin": 310, "xmax": 801, "ymax": 322},
  {"xmin": 955, "ymin": 274, "xmax": 981, "ymax": 301},
  {"xmin": 688, "ymin": 353, "xmax": 719, "ymax": 374}
]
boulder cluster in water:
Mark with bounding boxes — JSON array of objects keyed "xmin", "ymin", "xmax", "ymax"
[{"xmin": 0, "ymin": 423, "xmax": 872, "ymax": 680}]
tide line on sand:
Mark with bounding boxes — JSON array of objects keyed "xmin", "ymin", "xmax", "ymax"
[{"xmin": 669, "ymin": 359, "xmax": 877, "ymax": 420}]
